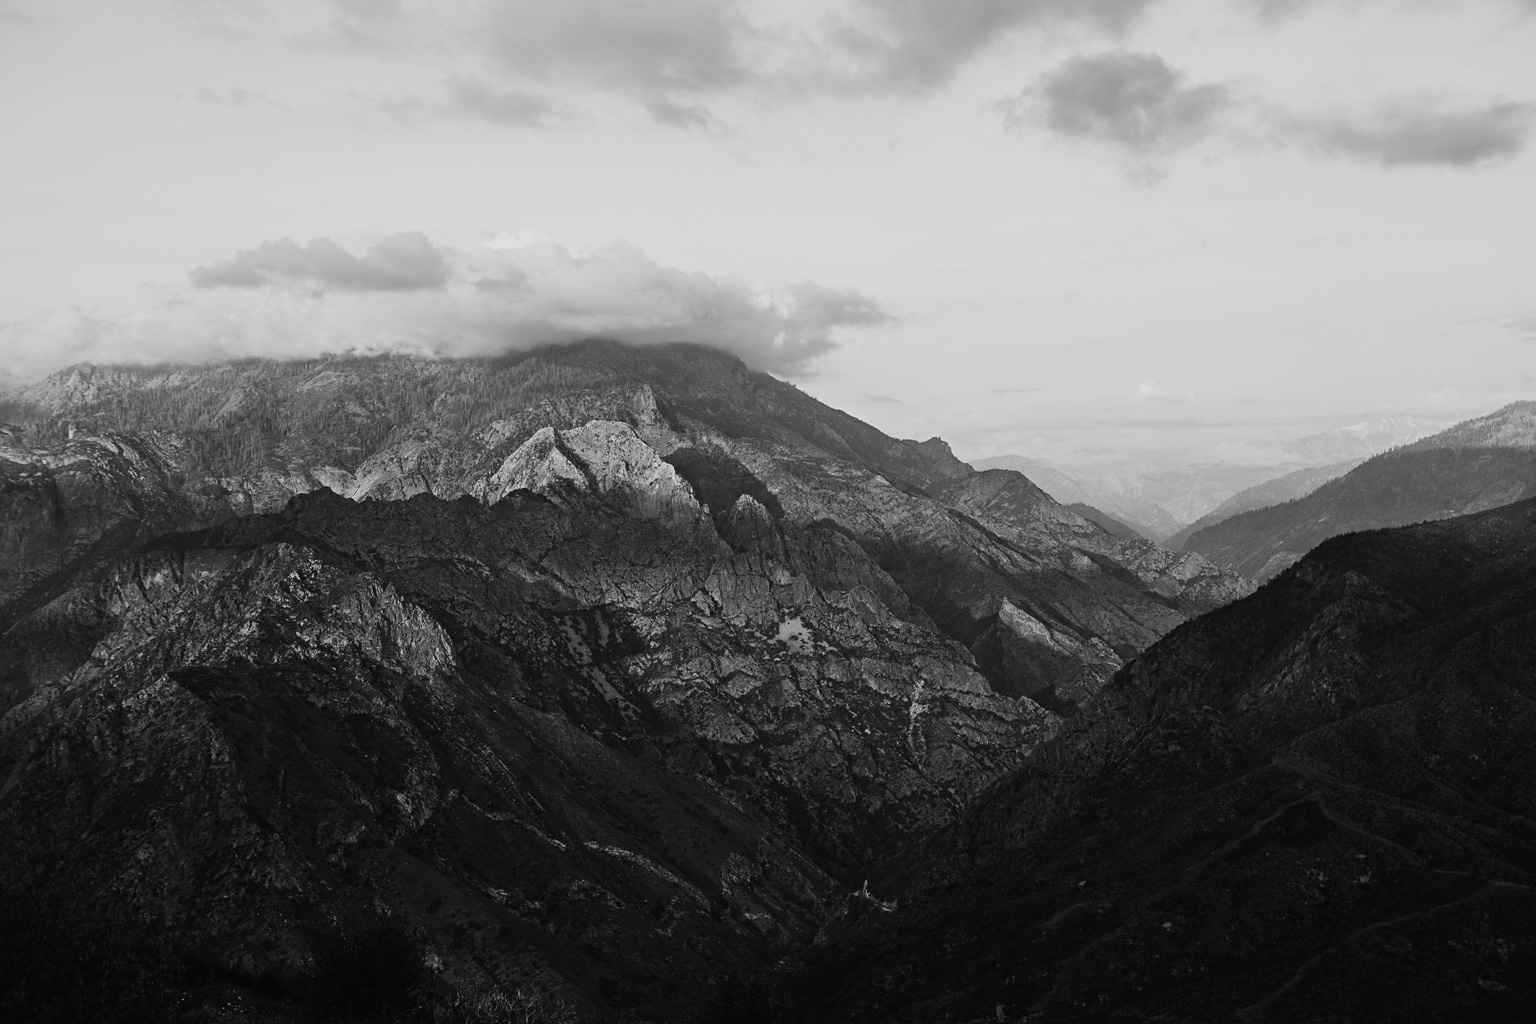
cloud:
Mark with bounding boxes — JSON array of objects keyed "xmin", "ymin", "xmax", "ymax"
[
  {"xmin": 863, "ymin": 393, "xmax": 905, "ymax": 404},
  {"xmin": 1295, "ymin": 100, "xmax": 1536, "ymax": 166},
  {"xmin": 206, "ymin": 0, "xmax": 1172, "ymax": 124},
  {"xmin": 990, "ymin": 386, "xmax": 1043, "ymax": 395},
  {"xmin": 1009, "ymin": 51, "xmax": 1233, "ymax": 154},
  {"xmin": 644, "ymin": 95, "xmax": 726, "ymax": 131},
  {"xmin": 1005, "ymin": 48, "xmax": 1535, "ymax": 175},
  {"xmin": 189, "ymin": 233, "xmax": 450, "ymax": 291},
  {"xmin": 195, "ymin": 86, "xmax": 286, "ymax": 109},
  {"xmin": 380, "ymin": 78, "xmax": 577, "ymax": 128},
  {"xmin": 1134, "ymin": 379, "xmax": 1194, "ymax": 403},
  {"xmin": 0, "ymin": 233, "xmax": 894, "ymax": 382},
  {"xmin": 472, "ymin": 0, "xmax": 759, "ymax": 123},
  {"xmin": 827, "ymin": 0, "xmax": 1158, "ymax": 92},
  {"xmin": 1506, "ymin": 313, "xmax": 1536, "ymax": 339}
]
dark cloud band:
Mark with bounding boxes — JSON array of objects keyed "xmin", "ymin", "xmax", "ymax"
[
  {"xmin": 1009, "ymin": 51, "xmax": 1233, "ymax": 154},
  {"xmin": 1300, "ymin": 101, "xmax": 1536, "ymax": 167}
]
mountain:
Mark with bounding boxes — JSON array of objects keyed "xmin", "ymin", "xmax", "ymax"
[
  {"xmin": 0, "ymin": 424, "xmax": 1052, "ymax": 1020},
  {"xmin": 1400, "ymin": 400, "xmax": 1536, "ymax": 451},
  {"xmin": 1183, "ymin": 402, "xmax": 1536, "ymax": 581},
  {"xmin": 1166, "ymin": 458, "xmax": 1364, "ymax": 550},
  {"xmin": 0, "ymin": 342, "xmax": 1252, "ymax": 1020},
  {"xmin": 1062, "ymin": 502, "xmax": 1149, "ymax": 542},
  {"xmin": 1280, "ymin": 413, "xmax": 1447, "ymax": 464},
  {"xmin": 794, "ymin": 495, "xmax": 1536, "ymax": 1023},
  {"xmin": 970, "ymin": 455, "xmax": 1182, "ymax": 541},
  {"xmin": 977, "ymin": 416, "xmax": 1446, "ymax": 543},
  {"xmin": 3, "ymin": 343, "xmax": 1250, "ymax": 717}
]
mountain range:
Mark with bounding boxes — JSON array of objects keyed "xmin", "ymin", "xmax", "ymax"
[
  {"xmin": 977, "ymin": 415, "xmax": 1446, "ymax": 543},
  {"xmin": 0, "ymin": 342, "xmax": 1252, "ymax": 1021},
  {"xmin": 1182, "ymin": 401, "xmax": 1536, "ymax": 580},
  {"xmin": 2, "ymin": 346, "xmax": 1532, "ymax": 1022},
  {"xmin": 1166, "ymin": 458, "xmax": 1365, "ymax": 551},
  {"xmin": 802, "ymin": 491, "xmax": 1536, "ymax": 1023}
]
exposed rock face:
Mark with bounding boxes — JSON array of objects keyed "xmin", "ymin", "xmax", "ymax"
[
  {"xmin": 0, "ymin": 465, "xmax": 1054, "ymax": 1014},
  {"xmin": 934, "ymin": 469, "xmax": 1248, "ymax": 611},
  {"xmin": 0, "ymin": 432, "xmax": 198, "ymax": 608},
  {"xmin": 479, "ymin": 421, "xmax": 701, "ymax": 521},
  {"xmin": 0, "ymin": 344, "xmax": 1275, "ymax": 1017},
  {"xmin": 4, "ymin": 344, "xmax": 1253, "ymax": 714},
  {"xmin": 804, "ymin": 497, "xmax": 1536, "ymax": 1023}
]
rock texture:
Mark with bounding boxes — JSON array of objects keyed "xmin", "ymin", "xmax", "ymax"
[
  {"xmin": 0, "ymin": 343, "xmax": 1264, "ymax": 1019},
  {"xmin": 0, "ymin": 457, "xmax": 1053, "ymax": 1017},
  {"xmin": 801, "ymin": 497, "xmax": 1536, "ymax": 1023},
  {"xmin": 3, "ymin": 343, "xmax": 1251, "ymax": 714}
]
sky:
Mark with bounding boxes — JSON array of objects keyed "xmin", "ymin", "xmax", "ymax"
[{"xmin": 1, "ymin": 0, "xmax": 1534, "ymax": 465}]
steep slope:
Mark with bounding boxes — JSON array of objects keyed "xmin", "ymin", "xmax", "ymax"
[
  {"xmin": 3, "ymin": 344, "xmax": 1251, "ymax": 715},
  {"xmin": 1166, "ymin": 458, "xmax": 1363, "ymax": 550},
  {"xmin": 799, "ymin": 496, "xmax": 1536, "ymax": 1024},
  {"xmin": 971, "ymin": 455, "xmax": 1181, "ymax": 541},
  {"xmin": 925, "ymin": 470, "xmax": 1249, "ymax": 712},
  {"xmin": 1400, "ymin": 400, "xmax": 1536, "ymax": 450},
  {"xmin": 1184, "ymin": 402, "xmax": 1536, "ymax": 580},
  {"xmin": 1062, "ymin": 502, "xmax": 1149, "ymax": 542},
  {"xmin": 0, "ymin": 422, "xmax": 1054, "ymax": 1019},
  {"xmin": 0, "ymin": 431, "xmax": 209, "ymax": 608}
]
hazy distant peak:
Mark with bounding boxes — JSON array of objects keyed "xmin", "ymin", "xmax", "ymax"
[{"xmin": 1280, "ymin": 413, "xmax": 1447, "ymax": 463}]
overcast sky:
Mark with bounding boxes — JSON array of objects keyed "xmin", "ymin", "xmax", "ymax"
[{"xmin": 2, "ymin": 0, "xmax": 1534, "ymax": 463}]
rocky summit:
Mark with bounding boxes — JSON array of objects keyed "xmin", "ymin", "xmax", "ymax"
[{"xmin": 3, "ymin": 342, "xmax": 1529, "ymax": 1023}]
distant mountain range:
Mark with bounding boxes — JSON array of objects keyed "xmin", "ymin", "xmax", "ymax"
[
  {"xmin": 969, "ymin": 455, "xmax": 1186, "ymax": 541},
  {"xmin": 978, "ymin": 414, "xmax": 1446, "ymax": 540},
  {"xmin": 1182, "ymin": 401, "xmax": 1536, "ymax": 580},
  {"xmin": 1166, "ymin": 458, "xmax": 1364, "ymax": 550}
]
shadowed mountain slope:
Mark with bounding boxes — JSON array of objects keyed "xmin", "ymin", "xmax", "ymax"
[
  {"xmin": 1166, "ymin": 458, "xmax": 1363, "ymax": 551},
  {"xmin": 0, "ymin": 441, "xmax": 1056, "ymax": 1018},
  {"xmin": 3, "ymin": 344, "xmax": 1250, "ymax": 717},
  {"xmin": 1183, "ymin": 402, "xmax": 1536, "ymax": 580},
  {"xmin": 795, "ymin": 496, "xmax": 1536, "ymax": 1023}
]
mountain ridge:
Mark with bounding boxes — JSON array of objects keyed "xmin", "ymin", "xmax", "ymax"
[
  {"xmin": 3, "ymin": 343, "xmax": 1251, "ymax": 717},
  {"xmin": 1183, "ymin": 401, "xmax": 1536, "ymax": 580}
]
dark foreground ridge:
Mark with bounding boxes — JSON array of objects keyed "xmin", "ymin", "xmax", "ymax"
[{"xmin": 796, "ymin": 496, "xmax": 1536, "ymax": 1023}]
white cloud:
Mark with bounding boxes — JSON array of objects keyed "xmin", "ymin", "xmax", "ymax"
[{"xmin": 0, "ymin": 233, "xmax": 895, "ymax": 383}]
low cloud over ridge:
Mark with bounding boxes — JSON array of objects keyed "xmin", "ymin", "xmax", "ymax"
[{"xmin": 0, "ymin": 233, "xmax": 894, "ymax": 383}]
